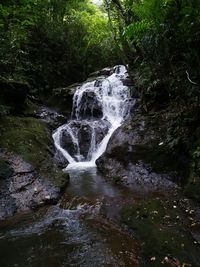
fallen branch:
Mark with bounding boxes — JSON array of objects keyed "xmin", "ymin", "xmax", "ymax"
[{"xmin": 186, "ymin": 70, "xmax": 197, "ymax": 85}]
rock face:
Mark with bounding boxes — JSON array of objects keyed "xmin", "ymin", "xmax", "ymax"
[
  {"xmin": 0, "ymin": 152, "xmax": 61, "ymax": 220},
  {"xmin": 97, "ymin": 109, "xmax": 187, "ymax": 193},
  {"xmin": 51, "ymin": 83, "xmax": 82, "ymax": 116},
  {"xmin": 0, "ymin": 105, "xmax": 71, "ymax": 221},
  {"xmin": 73, "ymin": 91, "xmax": 103, "ymax": 119},
  {"xmin": 58, "ymin": 120, "xmax": 110, "ymax": 162},
  {"xmin": 37, "ymin": 106, "xmax": 66, "ymax": 129}
]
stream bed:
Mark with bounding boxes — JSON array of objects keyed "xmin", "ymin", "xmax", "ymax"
[
  {"xmin": 0, "ymin": 168, "xmax": 139, "ymax": 267},
  {"xmin": 1, "ymin": 167, "xmax": 200, "ymax": 266}
]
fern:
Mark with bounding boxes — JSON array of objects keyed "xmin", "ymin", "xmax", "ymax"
[
  {"xmin": 124, "ymin": 19, "xmax": 152, "ymax": 43},
  {"xmin": 132, "ymin": 0, "xmax": 172, "ymax": 26}
]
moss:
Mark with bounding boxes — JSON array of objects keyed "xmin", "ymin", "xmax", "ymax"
[
  {"xmin": 23, "ymin": 99, "xmax": 40, "ymax": 116},
  {"xmin": 121, "ymin": 198, "xmax": 200, "ymax": 266},
  {"xmin": 0, "ymin": 116, "xmax": 69, "ymax": 188},
  {"xmin": 0, "ymin": 116, "xmax": 51, "ymax": 168}
]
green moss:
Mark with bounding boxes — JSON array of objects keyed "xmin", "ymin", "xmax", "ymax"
[
  {"xmin": 0, "ymin": 116, "xmax": 69, "ymax": 188},
  {"xmin": 23, "ymin": 99, "xmax": 40, "ymax": 116},
  {"xmin": 0, "ymin": 116, "xmax": 51, "ymax": 168},
  {"xmin": 121, "ymin": 198, "xmax": 200, "ymax": 266}
]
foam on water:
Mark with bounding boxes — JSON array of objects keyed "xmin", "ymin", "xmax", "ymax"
[{"xmin": 53, "ymin": 65, "xmax": 133, "ymax": 169}]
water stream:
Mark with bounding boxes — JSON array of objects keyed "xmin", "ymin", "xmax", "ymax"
[
  {"xmin": 0, "ymin": 66, "xmax": 139, "ymax": 266},
  {"xmin": 53, "ymin": 65, "xmax": 133, "ymax": 170},
  {"xmin": 1, "ymin": 66, "xmax": 200, "ymax": 266},
  {"xmin": 0, "ymin": 169, "xmax": 139, "ymax": 266}
]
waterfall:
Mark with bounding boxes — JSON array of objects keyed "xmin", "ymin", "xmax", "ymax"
[{"xmin": 53, "ymin": 65, "xmax": 133, "ymax": 170}]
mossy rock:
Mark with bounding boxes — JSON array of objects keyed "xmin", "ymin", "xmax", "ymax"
[
  {"xmin": 0, "ymin": 116, "xmax": 51, "ymax": 168},
  {"xmin": 121, "ymin": 198, "xmax": 200, "ymax": 266},
  {"xmin": 0, "ymin": 116, "xmax": 69, "ymax": 188}
]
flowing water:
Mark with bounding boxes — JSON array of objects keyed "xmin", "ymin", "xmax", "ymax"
[
  {"xmin": 0, "ymin": 168, "xmax": 139, "ymax": 267},
  {"xmin": 53, "ymin": 65, "xmax": 133, "ymax": 170},
  {"xmin": 0, "ymin": 66, "xmax": 139, "ymax": 266},
  {"xmin": 0, "ymin": 66, "xmax": 200, "ymax": 266}
]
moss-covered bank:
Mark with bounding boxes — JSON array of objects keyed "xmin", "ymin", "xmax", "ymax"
[
  {"xmin": 0, "ymin": 115, "xmax": 68, "ymax": 189},
  {"xmin": 121, "ymin": 197, "xmax": 200, "ymax": 266}
]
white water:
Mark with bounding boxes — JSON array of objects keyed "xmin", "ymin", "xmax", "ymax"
[{"xmin": 53, "ymin": 65, "xmax": 132, "ymax": 170}]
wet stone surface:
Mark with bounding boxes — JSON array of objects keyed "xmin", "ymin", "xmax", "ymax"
[{"xmin": 0, "ymin": 151, "xmax": 61, "ymax": 220}]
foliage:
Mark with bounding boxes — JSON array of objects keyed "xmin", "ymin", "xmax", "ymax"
[
  {"xmin": 0, "ymin": 105, "xmax": 10, "ymax": 117},
  {"xmin": 0, "ymin": 0, "xmax": 118, "ymax": 95},
  {"xmin": 105, "ymin": 0, "xmax": 200, "ymax": 104},
  {"xmin": 104, "ymin": 0, "xmax": 200, "ymax": 187}
]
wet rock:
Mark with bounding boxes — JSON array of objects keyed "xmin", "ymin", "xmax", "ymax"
[
  {"xmin": 51, "ymin": 83, "xmax": 82, "ymax": 115},
  {"xmin": 130, "ymin": 87, "xmax": 140, "ymax": 99},
  {"xmin": 9, "ymin": 173, "xmax": 59, "ymax": 211},
  {"xmin": 0, "ymin": 152, "xmax": 66, "ymax": 221},
  {"xmin": 37, "ymin": 106, "xmax": 66, "ymax": 129},
  {"xmin": 94, "ymin": 120, "xmax": 110, "ymax": 144},
  {"xmin": 121, "ymin": 77, "xmax": 134, "ymax": 87},
  {"xmin": 0, "ymin": 158, "xmax": 13, "ymax": 179},
  {"xmin": 58, "ymin": 119, "xmax": 110, "ymax": 162},
  {"xmin": 8, "ymin": 154, "xmax": 34, "ymax": 174},
  {"xmin": 60, "ymin": 127, "xmax": 78, "ymax": 157},
  {"xmin": 74, "ymin": 91, "xmax": 103, "ymax": 119},
  {"xmin": 98, "ymin": 158, "xmax": 176, "ymax": 194},
  {"xmin": 78, "ymin": 123, "xmax": 93, "ymax": 158},
  {"xmin": 97, "ymin": 110, "xmax": 187, "ymax": 193}
]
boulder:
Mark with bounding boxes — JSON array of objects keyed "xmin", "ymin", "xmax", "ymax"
[
  {"xmin": 51, "ymin": 83, "xmax": 82, "ymax": 115},
  {"xmin": 60, "ymin": 125, "xmax": 79, "ymax": 157},
  {"xmin": 58, "ymin": 119, "xmax": 110, "ymax": 162},
  {"xmin": 73, "ymin": 91, "xmax": 103, "ymax": 119},
  {"xmin": 97, "ymin": 109, "xmax": 188, "ymax": 193},
  {"xmin": 0, "ymin": 152, "xmax": 63, "ymax": 220}
]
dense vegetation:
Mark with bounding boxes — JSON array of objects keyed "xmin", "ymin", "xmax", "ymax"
[
  {"xmin": 106, "ymin": 0, "xmax": 200, "ymax": 109},
  {"xmin": 0, "ymin": 0, "xmax": 200, "ymax": 197},
  {"xmin": 0, "ymin": 0, "xmax": 118, "ymax": 96},
  {"xmin": 105, "ymin": 0, "xmax": 200, "ymax": 197}
]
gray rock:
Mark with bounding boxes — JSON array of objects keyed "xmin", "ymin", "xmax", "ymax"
[
  {"xmin": 97, "ymin": 109, "xmax": 185, "ymax": 194},
  {"xmin": 72, "ymin": 90, "xmax": 103, "ymax": 119},
  {"xmin": 0, "ymin": 152, "xmax": 61, "ymax": 220},
  {"xmin": 51, "ymin": 83, "xmax": 82, "ymax": 115},
  {"xmin": 58, "ymin": 120, "xmax": 110, "ymax": 162},
  {"xmin": 37, "ymin": 106, "xmax": 66, "ymax": 129}
]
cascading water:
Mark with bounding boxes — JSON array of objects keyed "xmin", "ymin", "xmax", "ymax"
[{"xmin": 53, "ymin": 65, "xmax": 133, "ymax": 170}]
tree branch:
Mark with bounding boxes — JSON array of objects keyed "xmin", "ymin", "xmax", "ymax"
[{"xmin": 186, "ymin": 70, "xmax": 197, "ymax": 85}]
